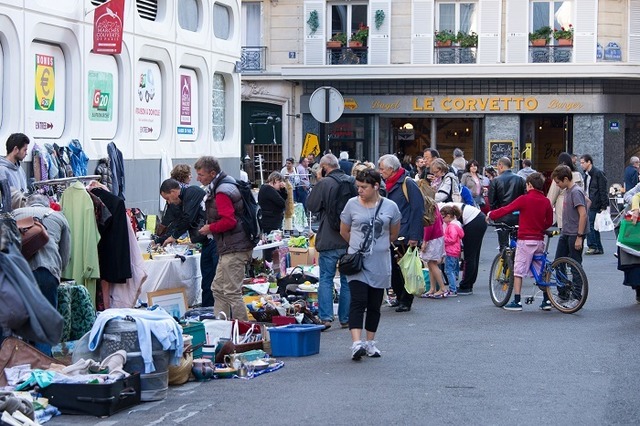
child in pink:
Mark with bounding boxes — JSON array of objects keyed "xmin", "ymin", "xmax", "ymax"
[
  {"xmin": 420, "ymin": 208, "xmax": 447, "ymax": 298},
  {"xmin": 441, "ymin": 205, "xmax": 465, "ymax": 297}
]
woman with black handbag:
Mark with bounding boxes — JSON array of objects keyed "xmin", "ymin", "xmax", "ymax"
[{"xmin": 339, "ymin": 169, "xmax": 401, "ymax": 361}]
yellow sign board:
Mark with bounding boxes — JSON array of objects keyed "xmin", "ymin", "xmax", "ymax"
[
  {"xmin": 35, "ymin": 54, "xmax": 55, "ymax": 111},
  {"xmin": 301, "ymin": 133, "xmax": 320, "ymax": 157}
]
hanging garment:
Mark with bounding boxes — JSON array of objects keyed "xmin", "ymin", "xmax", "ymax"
[
  {"xmin": 68, "ymin": 139, "xmax": 89, "ymax": 177},
  {"xmin": 90, "ymin": 187, "xmax": 132, "ymax": 283},
  {"xmin": 108, "ymin": 142, "xmax": 125, "ymax": 200},
  {"xmin": 60, "ymin": 181, "xmax": 101, "ymax": 302},
  {"xmin": 94, "ymin": 157, "xmax": 113, "ymax": 192},
  {"xmin": 110, "ymin": 216, "xmax": 147, "ymax": 308}
]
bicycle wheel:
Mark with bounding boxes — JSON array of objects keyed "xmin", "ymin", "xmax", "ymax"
[
  {"xmin": 489, "ymin": 251, "xmax": 514, "ymax": 307},
  {"xmin": 545, "ymin": 256, "xmax": 589, "ymax": 314}
]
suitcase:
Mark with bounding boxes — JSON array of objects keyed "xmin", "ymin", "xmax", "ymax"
[{"xmin": 39, "ymin": 373, "xmax": 141, "ymax": 417}]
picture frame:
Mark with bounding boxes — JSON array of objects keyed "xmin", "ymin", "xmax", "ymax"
[{"xmin": 147, "ymin": 288, "xmax": 188, "ymax": 319}]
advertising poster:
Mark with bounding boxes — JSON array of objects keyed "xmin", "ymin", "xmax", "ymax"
[
  {"xmin": 88, "ymin": 71, "xmax": 113, "ymax": 122},
  {"xmin": 34, "ymin": 54, "xmax": 55, "ymax": 111}
]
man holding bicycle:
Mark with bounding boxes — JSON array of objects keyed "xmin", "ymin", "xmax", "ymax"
[{"xmin": 486, "ymin": 173, "xmax": 553, "ymax": 311}]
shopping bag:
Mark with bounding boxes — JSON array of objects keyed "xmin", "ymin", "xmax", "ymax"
[
  {"xmin": 398, "ymin": 247, "xmax": 426, "ymax": 296},
  {"xmin": 618, "ymin": 218, "xmax": 640, "ymax": 247},
  {"xmin": 594, "ymin": 209, "xmax": 615, "ymax": 232},
  {"xmin": 201, "ymin": 317, "xmax": 233, "ymax": 346}
]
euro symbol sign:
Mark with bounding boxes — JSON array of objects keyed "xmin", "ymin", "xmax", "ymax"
[{"xmin": 40, "ymin": 69, "xmax": 50, "ymax": 96}]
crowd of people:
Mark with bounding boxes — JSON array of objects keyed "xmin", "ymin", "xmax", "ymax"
[{"xmin": 1, "ymin": 128, "xmax": 635, "ymax": 361}]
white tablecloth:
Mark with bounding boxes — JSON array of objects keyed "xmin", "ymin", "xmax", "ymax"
[{"xmin": 139, "ymin": 253, "xmax": 202, "ymax": 307}]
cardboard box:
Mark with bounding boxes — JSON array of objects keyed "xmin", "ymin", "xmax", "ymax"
[{"xmin": 289, "ymin": 247, "xmax": 316, "ymax": 267}]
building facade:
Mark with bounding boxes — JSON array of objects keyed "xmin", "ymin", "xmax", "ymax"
[{"xmin": 241, "ymin": 0, "xmax": 640, "ymax": 184}]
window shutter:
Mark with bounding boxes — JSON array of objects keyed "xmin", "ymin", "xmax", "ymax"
[
  {"xmin": 304, "ymin": 1, "xmax": 325, "ymax": 65},
  {"xmin": 630, "ymin": 0, "xmax": 640, "ymax": 62},
  {"xmin": 505, "ymin": 0, "xmax": 528, "ymax": 63},
  {"xmin": 412, "ymin": 0, "xmax": 434, "ymax": 64},
  {"xmin": 574, "ymin": 0, "xmax": 597, "ymax": 63},
  {"xmin": 369, "ymin": 0, "xmax": 391, "ymax": 65},
  {"xmin": 477, "ymin": 0, "xmax": 501, "ymax": 64}
]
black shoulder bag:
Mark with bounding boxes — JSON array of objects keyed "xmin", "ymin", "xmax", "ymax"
[{"xmin": 338, "ymin": 199, "xmax": 384, "ymax": 276}]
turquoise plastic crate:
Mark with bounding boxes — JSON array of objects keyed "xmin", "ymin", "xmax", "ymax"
[
  {"xmin": 181, "ymin": 321, "xmax": 205, "ymax": 359},
  {"xmin": 268, "ymin": 324, "xmax": 324, "ymax": 357}
]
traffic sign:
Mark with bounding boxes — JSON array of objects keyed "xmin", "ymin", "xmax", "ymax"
[{"xmin": 309, "ymin": 86, "xmax": 344, "ymax": 124}]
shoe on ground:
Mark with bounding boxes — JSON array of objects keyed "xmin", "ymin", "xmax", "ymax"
[
  {"xmin": 594, "ymin": 249, "xmax": 604, "ymax": 255},
  {"xmin": 322, "ymin": 321, "xmax": 332, "ymax": 331},
  {"xmin": 352, "ymin": 341, "xmax": 366, "ymax": 361},
  {"xmin": 387, "ymin": 300, "xmax": 400, "ymax": 307},
  {"xmin": 503, "ymin": 301, "xmax": 523, "ymax": 311},
  {"xmin": 420, "ymin": 292, "xmax": 434, "ymax": 299},
  {"xmin": 340, "ymin": 322, "xmax": 349, "ymax": 329},
  {"xmin": 447, "ymin": 291, "xmax": 458, "ymax": 297},
  {"xmin": 395, "ymin": 304, "xmax": 411, "ymax": 312},
  {"xmin": 365, "ymin": 340, "xmax": 381, "ymax": 358},
  {"xmin": 539, "ymin": 300, "xmax": 552, "ymax": 311},
  {"xmin": 585, "ymin": 248, "xmax": 602, "ymax": 255},
  {"xmin": 457, "ymin": 289, "xmax": 473, "ymax": 295}
]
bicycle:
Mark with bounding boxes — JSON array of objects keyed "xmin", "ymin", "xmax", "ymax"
[{"xmin": 488, "ymin": 223, "xmax": 589, "ymax": 314}]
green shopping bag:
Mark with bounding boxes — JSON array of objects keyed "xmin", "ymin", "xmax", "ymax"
[
  {"xmin": 398, "ymin": 247, "xmax": 426, "ymax": 296},
  {"xmin": 618, "ymin": 219, "xmax": 640, "ymax": 248}
]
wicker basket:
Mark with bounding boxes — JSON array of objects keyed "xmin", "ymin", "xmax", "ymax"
[{"xmin": 168, "ymin": 335, "xmax": 193, "ymax": 386}]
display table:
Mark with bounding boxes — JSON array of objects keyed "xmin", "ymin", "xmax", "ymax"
[
  {"xmin": 252, "ymin": 240, "xmax": 286, "ymax": 258},
  {"xmin": 140, "ymin": 253, "xmax": 202, "ymax": 307}
]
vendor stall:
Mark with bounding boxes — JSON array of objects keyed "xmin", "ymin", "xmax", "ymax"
[{"xmin": 140, "ymin": 254, "xmax": 202, "ymax": 307}]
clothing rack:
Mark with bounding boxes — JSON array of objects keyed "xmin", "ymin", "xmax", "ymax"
[
  {"xmin": 32, "ymin": 175, "xmax": 101, "ymax": 199},
  {"xmin": 32, "ymin": 175, "xmax": 101, "ymax": 189}
]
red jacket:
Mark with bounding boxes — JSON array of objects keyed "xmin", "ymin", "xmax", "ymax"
[{"xmin": 488, "ymin": 189, "xmax": 553, "ymax": 241}]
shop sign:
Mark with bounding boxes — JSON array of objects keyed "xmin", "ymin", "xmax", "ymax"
[
  {"xmin": 93, "ymin": 0, "xmax": 125, "ymax": 55},
  {"xmin": 179, "ymin": 75, "xmax": 191, "ymax": 125},
  {"xmin": 88, "ymin": 71, "xmax": 113, "ymax": 122},
  {"xmin": 34, "ymin": 54, "xmax": 55, "ymax": 111},
  {"xmin": 135, "ymin": 62, "xmax": 162, "ymax": 140}
]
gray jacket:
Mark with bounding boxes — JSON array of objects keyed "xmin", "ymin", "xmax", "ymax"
[
  {"xmin": 0, "ymin": 156, "xmax": 27, "ymax": 192},
  {"xmin": 306, "ymin": 168, "xmax": 350, "ymax": 252},
  {"xmin": 12, "ymin": 205, "xmax": 71, "ymax": 280}
]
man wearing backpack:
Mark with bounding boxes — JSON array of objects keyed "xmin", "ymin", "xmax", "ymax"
[
  {"xmin": 307, "ymin": 153, "xmax": 356, "ymax": 329},
  {"xmin": 378, "ymin": 154, "xmax": 425, "ymax": 312},
  {"xmin": 196, "ymin": 156, "xmax": 255, "ymax": 321}
]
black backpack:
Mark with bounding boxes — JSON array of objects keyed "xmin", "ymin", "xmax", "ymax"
[
  {"xmin": 215, "ymin": 175, "xmax": 262, "ymax": 246},
  {"xmin": 326, "ymin": 174, "xmax": 357, "ymax": 231}
]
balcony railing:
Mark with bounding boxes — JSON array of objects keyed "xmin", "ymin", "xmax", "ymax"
[
  {"xmin": 434, "ymin": 46, "xmax": 477, "ymax": 64},
  {"xmin": 326, "ymin": 46, "xmax": 368, "ymax": 65},
  {"xmin": 239, "ymin": 46, "xmax": 267, "ymax": 72},
  {"xmin": 529, "ymin": 45, "xmax": 573, "ymax": 63}
]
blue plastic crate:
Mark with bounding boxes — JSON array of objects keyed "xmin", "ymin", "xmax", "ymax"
[{"xmin": 268, "ymin": 324, "xmax": 324, "ymax": 357}]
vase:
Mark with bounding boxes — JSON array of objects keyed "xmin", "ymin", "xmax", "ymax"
[
  {"xmin": 557, "ymin": 38, "xmax": 572, "ymax": 46},
  {"xmin": 348, "ymin": 41, "xmax": 363, "ymax": 48},
  {"xmin": 530, "ymin": 39, "xmax": 547, "ymax": 47},
  {"xmin": 326, "ymin": 41, "xmax": 342, "ymax": 49},
  {"xmin": 436, "ymin": 40, "xmax": 452, "ymax": 47}
]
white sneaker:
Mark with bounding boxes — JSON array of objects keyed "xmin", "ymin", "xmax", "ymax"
[
  {"xmin": 365, "ymin": 340, "xmax": 381, "ymax": 358},
  {"xmin": 351, "ymin": 341, "xmax": 366, "ymax": 361}
]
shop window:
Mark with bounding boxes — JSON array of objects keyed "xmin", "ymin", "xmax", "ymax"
[
  {"xmin": 436, "ymin": 2, "xmax": 477, "ymax": 34},
  {"xmin": 213, "ymin": 3, "xmax": 232, "ymax": 40},
  {"xmin": 179, "ymin": 0, "xmax": 200, "ymax": 32},
  {"xmin": 137, "ymin": 0, "xmax": 158, "ymax": 22},
  {"xmin": 328, "ymin": 3, "xmax": 368, "ymax": 43},
  {"xmin": 531, "ymin": 1, "xmax": 573, "ymax": 45},
  {"xmin": 135, "ymin": 60, "xmax": 163, "ymax": 141},
  {"xmin": 212, "ymin": 73, "xmax": 225, "ymax": 141}
]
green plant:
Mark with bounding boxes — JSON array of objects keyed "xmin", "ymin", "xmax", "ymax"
[
  {"xmin": 329, "ymin": 32, "xmax": 347, "ymax": 45},
  {"xmin": 434, "ymin": 29, "xmax": 456, "ymax": 44},
  {"xmin": 528, "ymin": 25, "xmax": 552, "ymax": 42},
  {"xmin": 350, "ymin": 24, "xmax": 369, "ymax": 44},
  {"xmin": 456, "ymin": 31, "xmax": 478, "ymax": 47},
  {"xmin": 553, "ymin": 24, "xmax": 574, "ymax": 40},
  {"xmin": 307, "ymin": 10, "xmax": 319, "ymax": 34},
  {"xmin": 375, "ymin": 9, "xmax": 385, "ymax": 30}
]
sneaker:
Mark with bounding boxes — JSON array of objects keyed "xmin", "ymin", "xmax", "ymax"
[
  {"xmin": 503, "ymin": 301, "xmax": 523, "ymax": 311},
  {"xmin": 365, "ymin": 340, "xmax": 381, "ymax": 358},
  {"xmin": 539, "ymin": 300, "xmax": 552, "ymax": 311},
  {"xmin": 458, "ymin": 289, "xmax": 473, "ymax": 296},
  {"xmin": 585, "ymin": 248, "xmax": 598, "ymax": 255},
  {"xmin": 448, "ymin": 291, "xmax": 458, "ymax": 297},
  {"xmin": 351, "ymin": 341, "xmax": 366, "ymax": 361}
]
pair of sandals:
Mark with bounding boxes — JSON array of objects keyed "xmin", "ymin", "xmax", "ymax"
[{"xmin": 421, "ymin": 290, "xmax": 448, "ymax": 299}]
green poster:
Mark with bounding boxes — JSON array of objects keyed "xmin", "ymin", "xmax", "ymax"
[{"xmin": 88, "ymin": 71, "xmax": 113, "ymax": 121}]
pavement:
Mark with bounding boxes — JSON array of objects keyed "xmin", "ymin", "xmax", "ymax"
[{"xmin": 48, "ymin": 228, "xmax": 640, "ymax": 425}]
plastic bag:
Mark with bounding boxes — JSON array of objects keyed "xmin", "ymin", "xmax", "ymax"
[
  {"xmin": 594, "ymin": 209, "xmax": 614, "ymax": 232},
  {"xmin": 398, "ymin": 247, "xmax": 426, "ymax": 296}
]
